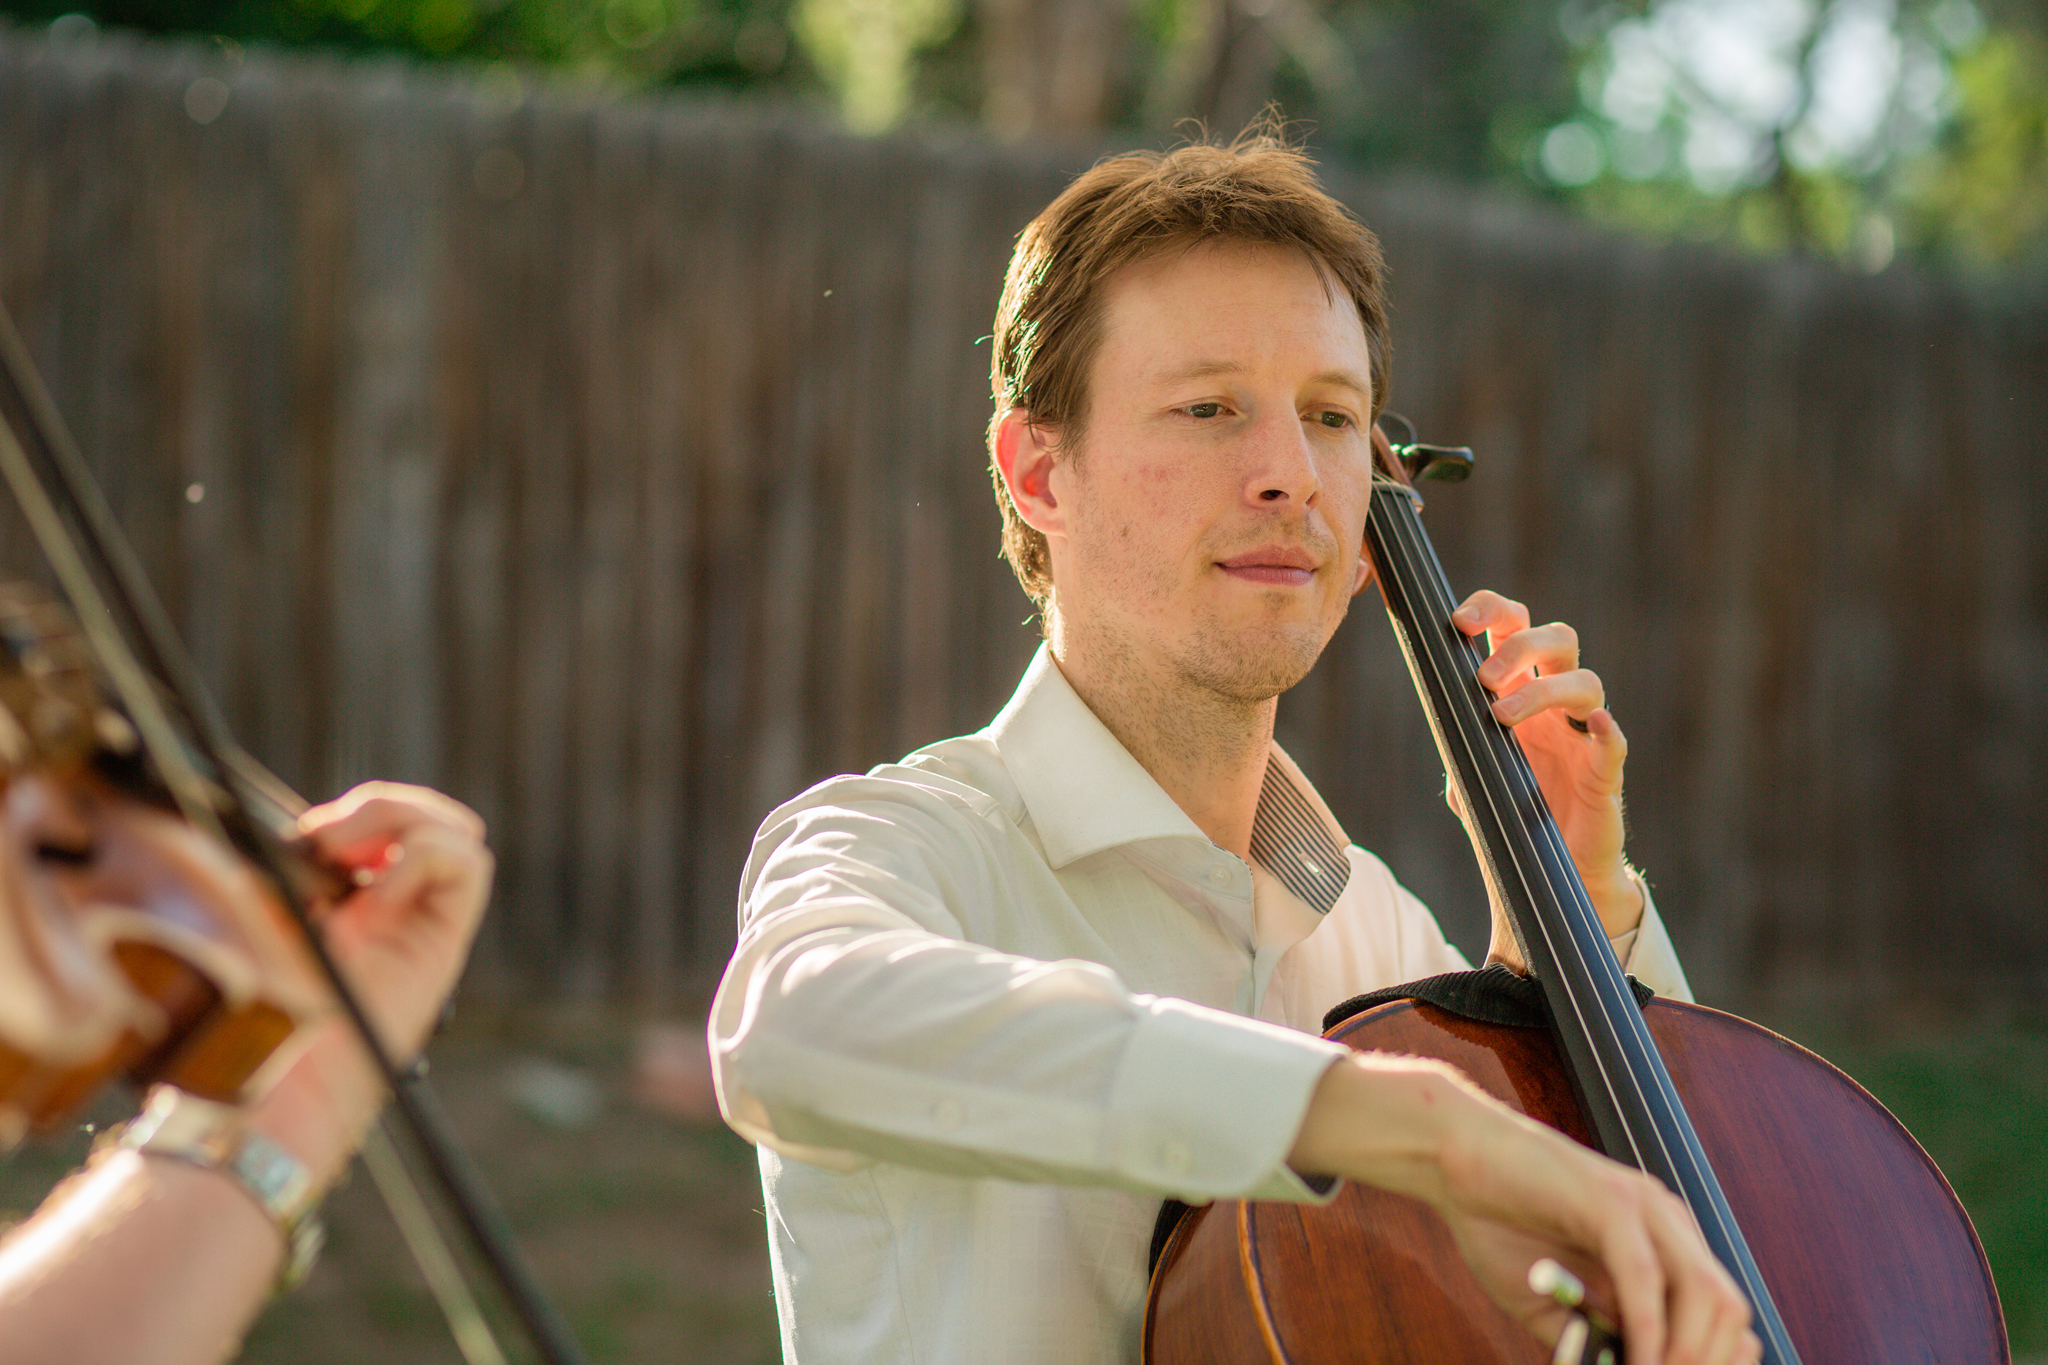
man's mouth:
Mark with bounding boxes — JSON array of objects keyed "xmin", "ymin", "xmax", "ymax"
[{"xmin": 1216, "ymin": 546, "xmax": 1318, "ymax": 588}]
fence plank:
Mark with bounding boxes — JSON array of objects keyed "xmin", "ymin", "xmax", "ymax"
[{"xmin": 1, "ymin": 31, "xmax": 2042, "ymax": 1010}]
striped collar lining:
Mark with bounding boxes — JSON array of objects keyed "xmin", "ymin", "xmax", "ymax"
[{"xmin": 1249, "ymin": 756, "xmax": 1351, "ymax": 914}]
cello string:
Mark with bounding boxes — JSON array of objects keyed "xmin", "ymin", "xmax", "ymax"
[
  {"xmin": 1369, "ymin": 485, "xmax": 1667, "ymax": 1171},
  {"xmin": 1375, "ymin": 484, "xmax": 1792, "ymax": 1354},
  {"xmin": 1368, "ymin": 463, "xmax": 1674, "ymax": 1133},
  {"xmin": 1379, "ymin": 492, "xmax": 1665, "ymax": 1099},
  {"xmin": 1372, "ymin": 493, "xmax": 1753, "ymax": 1273},
  {"xmin": 1371, "ymin": 482, "xmax": 1793, "ymax": 1352},
  {"xmin": 1374, "ymin": 487, "xmax": 1728, "ymax": 1219},
  {"xmin": 1367, "ymin": 487, "xmax": 1639, "ymax": 1100}
]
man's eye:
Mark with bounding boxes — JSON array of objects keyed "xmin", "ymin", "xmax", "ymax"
[
  {"xmin": 1186, "ymin": 402, "xmax": 1223, "ymax": 419},
  {"xmin": 1315, "ymin": 410, "xmax": 1352, "ymax": 429}
]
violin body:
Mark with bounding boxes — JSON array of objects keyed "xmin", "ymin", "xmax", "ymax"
[
  {"xmin": 0, "ymin": 936, "xmax": 302, "ymax": 1135},
  {"xmin": 1145, "ymin": 994, "xmax": 2008, "ymax": 1363},
  {"xmin": 0, "ymin": 587, "xmax": 320, "ymax": 1145}
]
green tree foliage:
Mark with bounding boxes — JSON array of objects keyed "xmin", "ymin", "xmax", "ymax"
[
  {"xmin": 793, "ymin": 0, "xmax": 957, "ymax": 130},
  {"xmin": 1898, "ymin": 16, "xmax": 2048, "ymax": 264},
  {"xmin": 16, "ymin": 0, "xmax": 814, "ymax": 90},
  {"xmin": 1527, "ymin": 0, "xmax": 2048, "ymax": 270},
  {"xmin": 9, "ymin": 0, "xmax": 2043, "ymax": 267}
]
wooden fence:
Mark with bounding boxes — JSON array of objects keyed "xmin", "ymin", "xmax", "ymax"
[{"xmin": 1, "ymin": 27, "xmax": 2042, "ymax": 1010}]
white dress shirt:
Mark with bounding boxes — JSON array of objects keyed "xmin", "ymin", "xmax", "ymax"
[{"xmin": 711, "ymin": 646, "xmax": 1691, "ymax": 1364}]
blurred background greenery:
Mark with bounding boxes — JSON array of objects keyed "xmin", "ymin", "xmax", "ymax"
[{"xmin": 9, "ymin": 0, "xmax": 2048, "ymax": 272}]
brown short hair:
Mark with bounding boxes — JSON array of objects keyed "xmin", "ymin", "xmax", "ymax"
[{"xmin": 988, "ymin": 129, "xmax": 1393, "ymax": 608}]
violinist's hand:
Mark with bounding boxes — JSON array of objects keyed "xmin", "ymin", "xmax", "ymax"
[
  {"xmin": 246, "ymin": 782, "xmax": 492, "ymax": 1187},
  {"xmin": 296, "ymin": 781, "xmax": 493, "ymax": 1057},
  {"xmin": 1450, "ymin": 591, "xmax": 1642, "ymax": 945},
  {"xmin": 0, "ymin": 783, "xmax": 492, "ymax": 1365},
  {"xmin": 1292, "ymin": 1052, "xmax": 1761, "ymax": 1365}
]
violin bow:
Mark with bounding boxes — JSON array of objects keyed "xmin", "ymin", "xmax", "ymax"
[{"xmin": 0, "ymin": 296, "xmax": 592, "ymax": 1365}]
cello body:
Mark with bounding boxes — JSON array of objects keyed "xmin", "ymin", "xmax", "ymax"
[
  {"xmin": 1144, "ymin": 995, "xmax": 2010, "ymax": 1363},
  {"xmin": 1145, "ymin": 422, "xmax": 2008, "ymax": 1363}
]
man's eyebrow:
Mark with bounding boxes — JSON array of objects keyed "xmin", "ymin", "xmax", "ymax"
[
  {"xmin": 1307, "ymin": 369, "xmax": 1372, "ymax": 397},
  {"xmin": 1153, "ymin": 359, "xmax": 1248, "ymax": 384},
  {"xmin": 1149, "ymin": 360, "xmax": 1371, "ymax": 398}
]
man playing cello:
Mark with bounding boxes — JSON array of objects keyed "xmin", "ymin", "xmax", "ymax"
[{"xmin": 712, "ymin": 131, "xmax": 1761, "ymax": 1365}]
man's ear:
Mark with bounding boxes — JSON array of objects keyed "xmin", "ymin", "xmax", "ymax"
[
  {"xmin": 993, "ymin": 408, "xmax": 1066, "ymax": 536},
  {"xmin": 1352, "ymin": 544, "xmax": 1376, "ymax": 597}
]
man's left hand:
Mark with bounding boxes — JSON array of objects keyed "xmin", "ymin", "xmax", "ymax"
[{"xmin": 1451, "ymin": 591, "xmax": 1642, "ymax": 942}]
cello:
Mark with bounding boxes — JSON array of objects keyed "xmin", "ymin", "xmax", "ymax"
[{"xmin": 1144, "ymin": 418, "xmax": 2009, "ymax": 1364}]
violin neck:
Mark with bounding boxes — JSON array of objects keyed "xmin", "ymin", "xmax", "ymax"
[{"xmin": 1364, "ymin": 482, "xmax": 1803, "ymax": 1365}]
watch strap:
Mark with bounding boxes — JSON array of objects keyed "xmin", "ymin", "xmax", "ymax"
[{"xmin": 119, "ymin": 1084, "xmax": 326, "ymax": 1291}]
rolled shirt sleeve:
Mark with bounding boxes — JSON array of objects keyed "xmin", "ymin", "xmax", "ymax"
[
  {"xmin": 712, "ymin": 785, "xmax": 1348, "ymax": 1204},
  {"xmin": 1614, "ymin": 875, "xmax": 1693, "ymax": 1003}
]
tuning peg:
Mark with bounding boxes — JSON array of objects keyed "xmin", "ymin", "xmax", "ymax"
[{"xmin": 1374, "ymin": 413, "xmax": 1475, "ymax": 483}]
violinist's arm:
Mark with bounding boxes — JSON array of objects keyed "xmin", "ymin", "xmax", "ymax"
[{"xmin": 0, "ymin": 783, "xmax": 491, "ymax": 1365}]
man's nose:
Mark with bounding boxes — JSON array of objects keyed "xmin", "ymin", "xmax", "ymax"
[{"xmin": 1242, "ymin": 411, "xmax": 1320, "ymax": 507}]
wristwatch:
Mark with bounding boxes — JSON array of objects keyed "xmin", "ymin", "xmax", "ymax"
[{"xmin": 117, "ymin": 1083, "xmax": 328, "ymax": 1292}]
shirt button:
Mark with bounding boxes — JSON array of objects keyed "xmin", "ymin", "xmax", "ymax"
[
  {"xmin": 1161, "ymin": 1140, "xmax": 1192, "ymax": 1174},
  {"xmin": 1206, "ymin": 866, "xmax": 1231, "ymax": 888},
  {"xmin": 933, "ymin": 1099, "xmax": 964, "ymax": 1131}
]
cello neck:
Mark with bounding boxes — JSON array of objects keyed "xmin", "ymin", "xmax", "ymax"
[{"xmin": 1363, "ymin": 477, "xmax": 1803, "ymax": 1365}]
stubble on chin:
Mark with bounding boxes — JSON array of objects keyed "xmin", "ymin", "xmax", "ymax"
[
  {"xmin": 1173, "ymin": 542, "xmax": 1347, "ymax": 705},
  {"xmin": 1052, "ymin": 582, "xmax": 1345, "ymax": 780},
  {"xmin": 1055, "ymin": 507, "xmax": 1348, "ymax": 740},
  {"xmin": 1167, "ymin": 612, "xmax": 1331, "ymax": 705}
]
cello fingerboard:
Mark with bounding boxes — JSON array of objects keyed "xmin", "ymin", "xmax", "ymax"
[{"xmin": 1365, "ymin": 480, "xmax": 1801, "ymax": 1365}]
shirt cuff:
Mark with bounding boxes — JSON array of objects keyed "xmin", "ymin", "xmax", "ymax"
[
  {"xmin": 1616, "ymin": 872, "xmax": 1692, "ymax": 1003},
  {"xmin": 1104, "ymin": 996, "xmax": 1348, "ymax": 1202}
]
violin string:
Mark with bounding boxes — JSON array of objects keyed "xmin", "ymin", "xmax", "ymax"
[
  {"xmin": 0, "ymin": 312, "xmax": 244, "ymax": 828},
  {"xmin": 0, "ymin": 420, "xmax": 227, "ymax": 843},
  {"xmin": 1372, "ymin": 485, "xmax": 1792, "ymax": 1353}
]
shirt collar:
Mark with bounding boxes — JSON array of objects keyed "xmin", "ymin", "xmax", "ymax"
[
  {"xmin": 984, "ymin": 646, "xmax": 1356, "ymax": 916},
  {"xmin": 985, "ymin": 644, "xmax": 1207, "ymax": 869}
]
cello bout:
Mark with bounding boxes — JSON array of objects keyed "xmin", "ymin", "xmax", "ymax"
[{"xmin": 1143, "ymin": 993, "xmax": 2009, "ymax": 1364}]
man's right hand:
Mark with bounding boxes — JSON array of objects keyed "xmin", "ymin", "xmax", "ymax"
[{"xmin": 1288, "ymin": 1052, "xmax": 1761, "ymax": 1365}]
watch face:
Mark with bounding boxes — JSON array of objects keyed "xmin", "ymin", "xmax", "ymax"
[{"xmin": 234, "ymin": 1130, "xmax": 308, "ymax": 1213}]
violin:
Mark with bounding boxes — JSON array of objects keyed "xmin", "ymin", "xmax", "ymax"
[
  {"xmin": 0, "ymin": 581, "xmax": 326, "ymax": 1146},
  {"xmin": 1143, "ymin": 419, "xmax": 2009, "ymax": 1364},
  {"xmin": 0, "ymin": 299, "xmax": 593, "ymax": 1365}
]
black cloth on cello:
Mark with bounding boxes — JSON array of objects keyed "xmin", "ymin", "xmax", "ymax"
[
  {"xmin": 1146, "ymin": 964, "xmax": 1657, "ymax": 1277},
  {"xmin": 1322, "ymin": 961, "xmax": 1656, "ymax": 1035}
]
